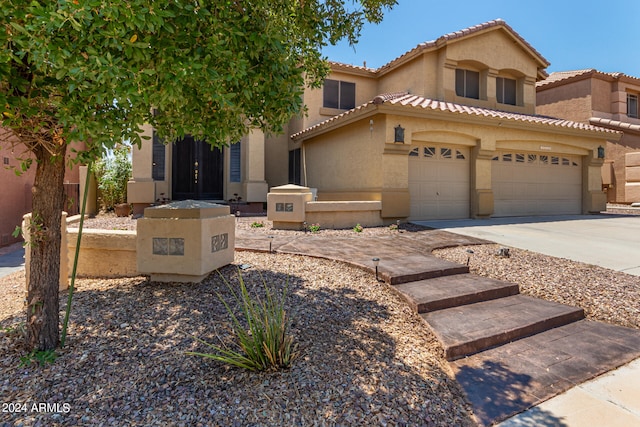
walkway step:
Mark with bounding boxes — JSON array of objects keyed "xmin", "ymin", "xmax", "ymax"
[
  {"xmin": 421, "ymin": 295, "xmax": 585, "ymax": 361},
  {"xmin": 394, "ymin": 274, "xmax": 520, "ymax": 313},
  {"xmin": 379, "ymin": 255, "xmax": 469, "ymax": 285}
]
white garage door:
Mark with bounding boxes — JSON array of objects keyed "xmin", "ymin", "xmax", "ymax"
[
  {"xmin": 409, "ymin": 145, "xmax": 470, "ymax": 220},
  {"xmin": 492, "ymin": 152, "xmax": 582, "ymax": 216}
]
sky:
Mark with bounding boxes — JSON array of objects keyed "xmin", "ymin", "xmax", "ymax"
[{"xmin": 322, "ymin": 0, "xmax": 640, "ymax": 78}]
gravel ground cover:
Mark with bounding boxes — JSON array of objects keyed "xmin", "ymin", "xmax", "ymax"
[
  {"xmin": 433, "ymin": 245, "xmax": 640, "ymax": 330},
  {"xmin": 0, "ymin": 216, "xmax": 476, "ymax": 426},
  {"xmin": 2, "ymin": 213, "xmax": 638, "ymax": 426}
]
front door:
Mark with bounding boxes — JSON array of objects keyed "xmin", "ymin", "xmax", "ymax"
[{"xmin": 172, "ymin": 136, "xmax": 224, "ymax": 200}]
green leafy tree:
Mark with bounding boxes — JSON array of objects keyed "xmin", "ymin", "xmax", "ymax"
[{"xmin": 0, "ymin": 0, "xmax": 396, "ymax": 351}]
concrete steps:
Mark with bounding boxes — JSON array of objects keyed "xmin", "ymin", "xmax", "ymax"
[
  {"xmin": 394, "ymin": 273, "xmax": 519, "ymax": 313},
  {"xmin": 389, "ymin": 264, "xmax": 585, "ymax": 362},
  {"xmin": 421, "ymin": 295, "xmax": 584, "ymax": 360}
]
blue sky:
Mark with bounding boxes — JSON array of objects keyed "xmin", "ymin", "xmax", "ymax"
[{"xmin": 322, "ymin": 1, "xmax": 640, "ymax": 77}]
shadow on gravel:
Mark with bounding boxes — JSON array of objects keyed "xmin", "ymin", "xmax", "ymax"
[{"xmin": 1, "ymin": 262, "xmax": 476, "ymax": 426}]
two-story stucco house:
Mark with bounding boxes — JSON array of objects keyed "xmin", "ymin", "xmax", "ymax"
[
  {"xmin": 536, "ymin": 69, "xmax": 640, "ymax": 204},
  {"xmin": 128, "ymin": 19, "xmax": 619, "ymax": 221}
]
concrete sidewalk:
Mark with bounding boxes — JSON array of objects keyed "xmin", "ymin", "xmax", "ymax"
[{"xmin": 0, "ymin": 242, "xmax": 25, "ymax": 279}]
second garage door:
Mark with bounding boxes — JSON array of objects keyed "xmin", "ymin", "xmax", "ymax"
[{"xmin": 492, "ymin": 152, "xmax": 582, "ymax": 216}]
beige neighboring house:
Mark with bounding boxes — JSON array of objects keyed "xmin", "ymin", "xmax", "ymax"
[
  {"xmin": 128, "ymin": 19, "xmax": 619, "ymax": 221},
  {"xmin": 536, "ymin": 69, "xmax": 640, "ymax": 204}
]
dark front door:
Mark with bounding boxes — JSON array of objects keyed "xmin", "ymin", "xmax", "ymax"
[{"xmin": 172, "ymin": 136, "xmax": 223, "ymax": 200}]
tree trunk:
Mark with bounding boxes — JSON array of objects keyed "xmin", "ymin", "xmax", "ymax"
[{"xmin": 26, "ymin": 143, "xmax": 67, "ymax": 351}]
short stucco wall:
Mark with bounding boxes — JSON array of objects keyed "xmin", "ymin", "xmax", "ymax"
[
  {"xmin": 304, "ymin": 201, "xmax": 383, "ymax": 229},
  {"xmin": 67, "ymin": 228, "xmax": 137, "ymax": 278}
]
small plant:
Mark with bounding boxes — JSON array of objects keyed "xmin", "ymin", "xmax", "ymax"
[
  {"xmin": 388, "ymin": 223, "xmax": 398, "ymax": 231},
  {"xmin": 353, "ymin": 223, "xmax": 363, "ymax": 233},
  {"xmin": 308, "ymin": 223, "xmax": 320, "ymax": 233},
  {"xmin": 251, "ymin": 221, "xmax": 264, "ymax": 228},
  {"xmin": 186, "ymin": 271, "xmax": 298, "ymax": 372},
  {"xmin": 19, "ymin": 349, "xmax": 58, "ymax": 367},
  {"xmin": 94, "ymin": 143, "xmax": 132, "ymax": 211}
]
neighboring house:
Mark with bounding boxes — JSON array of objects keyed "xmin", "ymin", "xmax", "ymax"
[
  {"xmin": 129, "ymin": 19, "xmax": 619, "ymax": 220},
  {"xmin": 536, "ymin": 69, "xmax": 640, "ymax": 204},
  {"xmin": 0, "ymin": 134, "xmax": 84, "ymax": 247}
]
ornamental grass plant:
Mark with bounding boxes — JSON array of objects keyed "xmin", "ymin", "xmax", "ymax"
[{"xmin": 187, "ymin": 270, "xmax": 298, "ymax": 372}]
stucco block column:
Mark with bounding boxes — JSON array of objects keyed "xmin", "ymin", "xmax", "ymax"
[
  {"xmin": 23, "ymin": 212, "xmax": 68, "ymax": 291},
  {"xmin": 381, "ymin": 142, "xmax": 411, "ymax": 219},
  {"xmin": 625, "ymin": 152, "xmax": 640, "ymax": 202},
  {"xmin": 471, "ymin": 147, "xmax": 494, "ymax": 218},
  {"xmin": 267, "ymin": 184, "xmax": 313, "ymax": 230},
  {"xmin": 243, "ymin": 129, "xmax": 268, "ymax": 203},
  {"xmin": 128, "ymin": 123, "xmax": 157, "ymax": 210},
  {"xmin": 583, "ymin": 155, "xmax": 607, "ymax": 213},
  {"xmin": 137, "ymin": 200, "xmax": 235, "ymax": 283},
  {"xmin": 79, "ymin": 165, "xmax": 98, "ymax": 216}
]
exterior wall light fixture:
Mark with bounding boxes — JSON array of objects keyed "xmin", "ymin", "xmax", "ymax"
[
  {"xmin": 394, "ymin": 125, "xmax": 405, "ymax": 143},
  {"xmin": 597, "ymin": 146, "xmax": 605, "ymax": 159}
]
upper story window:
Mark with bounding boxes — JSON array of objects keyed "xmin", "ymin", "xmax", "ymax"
[
  {"xmin": 455, "ymin": 69, "xmax": 480, "ymax": 99},
  {"xmin": 627, "ymin": 93, "xmax": 638, "ymax": 118},
  {"xmin": 496, "ymin": 77, "xmax": 517, "ymax": 105},
  {"xmin": 323, "ymin": 79, "xmax": 356, "ymax": 110}
]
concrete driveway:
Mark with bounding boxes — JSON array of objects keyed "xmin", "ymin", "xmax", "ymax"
[{"xmin": 413, "ymin": 214, "xmax": 640, "ymax": 276}]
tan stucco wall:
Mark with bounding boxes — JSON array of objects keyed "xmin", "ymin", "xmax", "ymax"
[
  {"xmin": 537, "ymin": 80, "xmax": 593, "ymax": 123},
  {"xmin": 300, "ymin": 106, "xmax": 609, "ymax": 219},
  {"xmin": 303, "ymin": 116, "xmax": 385, "ymax": 194},
  {"xmin": 67, "ymin": 228, "xmax": 137, "ymax": 278}
]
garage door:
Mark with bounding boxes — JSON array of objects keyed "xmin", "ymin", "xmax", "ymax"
[
  {"xmin": 492, "ymin": 152, "xmax": 582, "ymax": 216},
  {"xmin": 409, "ymin": 145, "xmax": 470, "ymax": 220}
]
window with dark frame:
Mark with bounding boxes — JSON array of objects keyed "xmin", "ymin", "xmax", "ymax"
[
  {"xmin": 628, "ymin": 93, "xmax": 638, "ymax": 118},
  {"xmin": 455, "ymin": 69, "xmax": 480, "ymax": 99},
  {"xmin": 496, "ymin": 77, "xmax": 517, "ymax": 105},
  {"xmin": 323, "ymin": 79, "xmax": 356, "ymax": 110},
  {"xmin": 229, "ymin": 142, "xmax": 241, "ymax": 183},
  {"xmin": 152, "ymin": 130, "xmax": 165, "ymax": 181},
  {"xmin": 288, "ymin": 148, "xmax": 301, "ymax": 185}
]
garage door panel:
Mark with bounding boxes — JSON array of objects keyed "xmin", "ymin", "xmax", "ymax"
[
  {"xmin": 409, "ymin": 145, "xmax": 470, "ymax": 220},
  {"xmin": 493, "ymin": 152, "xmax": 581, "ymax": 217}
]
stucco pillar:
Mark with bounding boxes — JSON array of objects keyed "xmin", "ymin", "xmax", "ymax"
[
  {"xmin": 128, "ymin": 123, "xmax": 156, "ymax": 207},
  {"xmin": 381, "ymin": 139, "xmax": 411, "ymax": 219},
  {"xmin": 471, "ymin": 146, "xmax": 495, "ymax": 218},
  {"xmin": 583, "ymin": 152, "xmax": 606, "ymax": 213},
  {"xmin": 79, "ymin": 165, "xmax": 98, "ymax": 216},
  {"xmin": 243, "ymin": 129, "xmax": 268, "ymax": 203}
]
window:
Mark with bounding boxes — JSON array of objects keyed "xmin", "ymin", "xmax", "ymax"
[
  {"xmin": 229, "ymin": 142, "xmax": 241, "ymax": 183},
  {"xmin": 323, "ymin": 79, "xmax": 356, "ymax": 110},
  {"xmin": 628, "ymin": 93, "xmax": 638, "ymax": 118},
  {"xmin": 409, "ymin": 147, "xmax": 419, "ymax": 157},
  {"xmin": 455, "ymin": 69, "xmax": 480, "ymax": 99},
  {"xmin": 424, "ymin": 147, "xmax": 436, "ymax": 158},
  {"xmin": 152, "ymin": 130, "xmax": 165, "ymax": 181},
  {"xmin": 496, "ymin": 77, "xmax": 517, "ymax": 105},
  {"xmin": 440, "ymin": 148, "xmax": 452, "ymax": 159},
  {"xmin": 288, "ymin": 148, "xmax": 301, "ymax": 185}
]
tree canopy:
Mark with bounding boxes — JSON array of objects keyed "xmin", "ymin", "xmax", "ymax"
[
  {"xmin": 1, "ymin": 0, "xmax": 396, "ymax": 155},
  {"xmin": 0, "ymin": 0, "xmax": 396, "ymax": 351}
]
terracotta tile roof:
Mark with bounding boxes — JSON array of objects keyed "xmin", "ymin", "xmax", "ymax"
[
  {"xmin": 291, "ymin": 93, "xmax": 620, "ymax": 140},
  {"xmin": 537, "ymin": 69, "xmax": 640, "ymax": 88},
  {"xmin": 377, "ymin": 19, "xmax": 549, "ymax": 75},
  {"xmin": 590, "ymin": 117, "xmax": 640, "ymax": 132}
]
